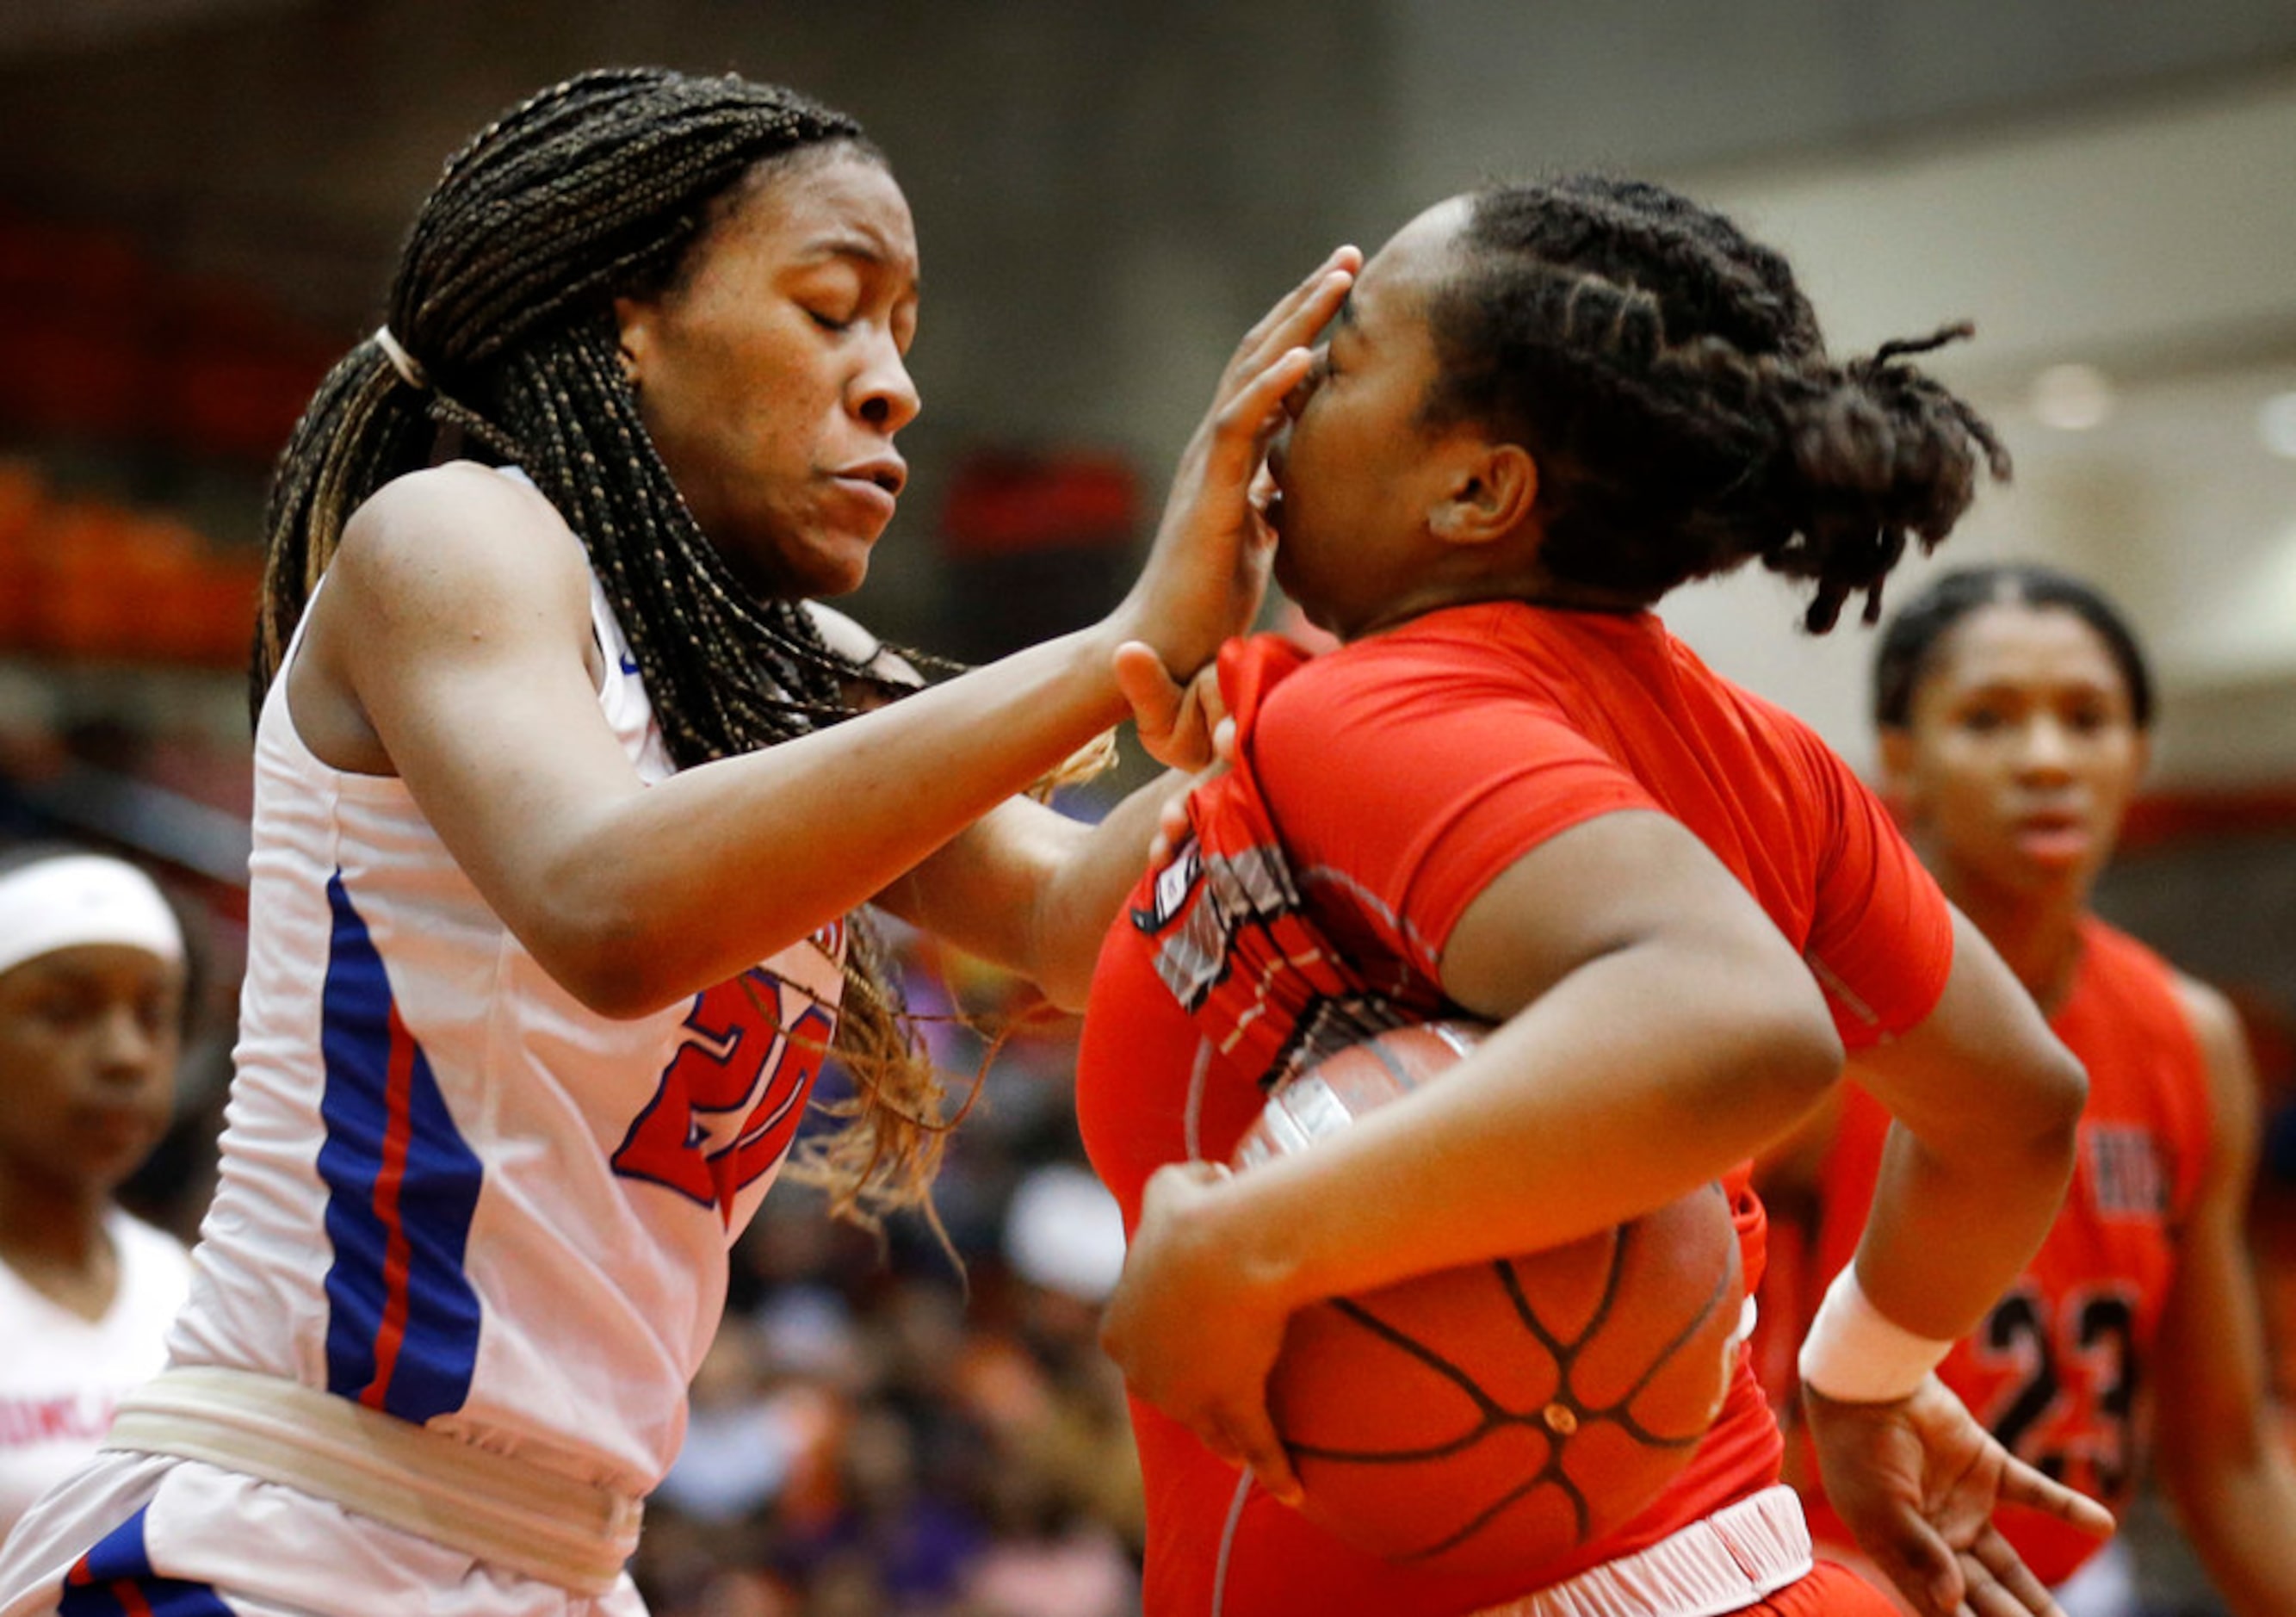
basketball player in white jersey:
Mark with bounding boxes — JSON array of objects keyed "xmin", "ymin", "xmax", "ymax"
[
  {"xmin": 0, "ymin": 847, "xmax": 192, "ymax": 1542},
  {"xmin": 0, "ymin": 66, "xmax": 1352, "ymax": 1617}
]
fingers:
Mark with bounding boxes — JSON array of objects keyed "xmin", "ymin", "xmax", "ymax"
[
  {"xmin": 1148, "ymin": 788, "xmax": 1192, "ymax": 868},
  {"xmin": 1191, "ymin": 660, "xmax": 1231, "ymax": 739},
  {"xmin": 1991, "ymin": 1455, "xmax": 2116, "ymax": 1540},
  {"xmin": 1113, "ymin": 639, "xmax": 1185, "ymax": 737},
  {"xmin": 1229, "ymin": 1409, "xmax": 1303, "ymax": 1508},
  {"xmin": 1226, "ymin": 247, "xmax": 1360, "ymax": 384},
  {"xmin": 1868, "ymin": 1515, "xmax": 1966, "ymax": 1617},
  {"xmin": 1959, "ymin": 1527, "xmax": 2060, "ymax": 1616},
  {"xmin": 1199, "ymin": 344, "xmax": 1318, "ymax": 501},
  {"xmin": 1116, "ymin": 640, "xmax": 1233, "ymax": 773}
]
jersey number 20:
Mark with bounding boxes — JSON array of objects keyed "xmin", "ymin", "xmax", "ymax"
[{"xmin": 612, "ymin": 970, "xmax": 832, "ymax": 1224}]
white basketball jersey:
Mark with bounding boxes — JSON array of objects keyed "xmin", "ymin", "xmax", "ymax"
[
  {"xmin": 0, "ymin": 1213, "xmax": 190, "ymax": 1540},
  {"xmin": 169, "ymin": 538, "xmax": 845, "ymax": 1496}
]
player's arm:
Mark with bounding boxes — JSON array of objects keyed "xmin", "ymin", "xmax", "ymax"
[
  {"xmin": 316, "ymin": 467, "xmax": 1144, "ymax": 1018},
  {"xmin": 1099, "ymin": 809, "xmax": 1847, "ymax": 1491},
  {"xmin": 1820, "ymin": 908, "xmax": 2086, "ymax": 1342},
  {"xmin": 1798, "ymin": 911, "xmax": 2107, "ymax": 1617},
  {"xmin": 2148, "ymin": 976, "xmax": 2296, "ymax": 1617},
  {"xmin": 874, "ymin": 641, "xmax": 1232, "ymax": 1009},
  {"xmin": 876, "ymin": 770, "xmax": 1194, "ymax": 1013}
]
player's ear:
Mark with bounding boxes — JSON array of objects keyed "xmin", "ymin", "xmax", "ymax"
[
  {"xmin": 1429, "ymin": 441, "xmax": 1537, "ymax": 548},
  {"xmin": 611, "ymin": 295, "xmax": 655, "ymax": 391}
]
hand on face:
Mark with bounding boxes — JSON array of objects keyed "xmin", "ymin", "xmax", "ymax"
[{"xmin": 1109, "ymin": 247, "xmax": 1361, "ymax": 681}]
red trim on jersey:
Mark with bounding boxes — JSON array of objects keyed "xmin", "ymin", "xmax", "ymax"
[{"xmin": 359, "ymin": 1001, "xmax": 423, "ymax": 1411}]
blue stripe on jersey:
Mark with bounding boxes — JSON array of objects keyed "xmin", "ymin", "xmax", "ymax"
[
  {"xmin": 60, "ymin": 1507, "xmax": 236, "ymax": 1617},
  {"xmin": 316, "ymin": 870, "xmax": 485, "ymax": 1422}
]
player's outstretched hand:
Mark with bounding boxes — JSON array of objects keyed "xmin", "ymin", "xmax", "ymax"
[
  {"xmin": 1804, "ymin": 1376, "xmax": 2114, "ymax": 1617},
  {"xmin": 1109, "ymin": 247, "xmax": 1359, "ymax": 684},
  {"xmin": 1099, "ymin": 1160, "xmax": 1304, "ymax": 1506}
]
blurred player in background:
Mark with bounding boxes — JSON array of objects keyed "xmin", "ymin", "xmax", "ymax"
[
  {"xmin": 0, "ymin": 846, "xmax": 191, "ymax": 1541},
  {"xmin": 1759, "ymin": 564, "xmax": 2296, "ymax": 1616}
]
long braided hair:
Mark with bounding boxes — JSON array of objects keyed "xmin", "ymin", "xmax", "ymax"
[
  {"xmin": 255, "ymin": 67, "xmax": 948, "ymax": 1225},
  {"xmin": 1420, "ymin": 175, "xmax": 2012, "ymax": 631}
]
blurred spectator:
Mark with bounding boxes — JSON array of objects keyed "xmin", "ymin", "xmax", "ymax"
[{"xmin": 0, "ymin": 845, "xmax": 194, "ymax": 1539}]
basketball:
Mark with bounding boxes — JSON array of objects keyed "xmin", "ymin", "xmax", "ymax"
[{"xmin": 1230, "ymin": 1020, "xmax": 1745, "ymax": 1579}]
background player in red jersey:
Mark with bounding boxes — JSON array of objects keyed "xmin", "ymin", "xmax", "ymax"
[
  {"xmin": 1078, "ymin": 176, "xmax": 2112, "ymax": 1617},
  {"xmin": 1759, "ymin": 565, "xmax": 2296, "ymax": 1616}
]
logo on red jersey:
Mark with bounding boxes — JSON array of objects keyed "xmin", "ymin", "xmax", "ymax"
[{"xmin": 2084, "ymin": 1124, "xmax": 2169, "ymax": 1219}]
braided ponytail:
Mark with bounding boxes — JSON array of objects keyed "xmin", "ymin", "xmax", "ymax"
[
  {"xmin": 1750, "ymin": 325, "xmax": 2011, "ymax": 631},
  {"xmin": 256, "ymin": 68, "xmax": 951, "ymax": 1226},
  {"xmin": 1422, "ymin": 176, "xmax": 2008, "ymax": 630}
]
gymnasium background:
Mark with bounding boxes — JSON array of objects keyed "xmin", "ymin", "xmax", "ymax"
[{"xmin": 3, "ymin": 5, "xmax": 2293, "ymax": 1614}]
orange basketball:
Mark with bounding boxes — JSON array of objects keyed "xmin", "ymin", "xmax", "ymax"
[{"xmin": 1230, "ymin": 1020, "xmax": 1745, "ymax": 1579}]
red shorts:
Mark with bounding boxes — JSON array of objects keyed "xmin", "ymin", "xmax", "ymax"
[{"xmin": 1752, "ymin": 1561, "xmax": 1903, "ymax": 1615}]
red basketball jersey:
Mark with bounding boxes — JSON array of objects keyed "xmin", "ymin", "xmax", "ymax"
[
  {"xmin": 1803, "ymin": 918, "xmax": 2213, "ymax": 1585},
  {"xmin": 1078, "ymin": 603, "xmax": 1957, "ymax": 1617}
]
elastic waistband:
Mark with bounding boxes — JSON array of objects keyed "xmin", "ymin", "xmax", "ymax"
[
  {"xmin": 1471, "ymin": 1486, "xmax": 1814, "ymax": 1617},
  {"xmin": 102, "ymin": 1366, "xmax": 642, "ymax": 1595}
]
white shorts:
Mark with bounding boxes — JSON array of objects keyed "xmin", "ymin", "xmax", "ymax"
[{"xmin": 0, "ymin": 1452, "xmax": 647, "ymax": 1617}]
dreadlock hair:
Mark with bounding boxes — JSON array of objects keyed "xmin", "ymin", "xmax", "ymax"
[
  {"xmin": 254, "ymin": 66, "xmax": 947, "ymax": 1229},
  {"xmin": 1418, "ymin": 174, "xmax": 2013, "ymax": 632},
  {"xmin": 1872, "ymin": 563, "xmax": 2155, "ymax": 733}
]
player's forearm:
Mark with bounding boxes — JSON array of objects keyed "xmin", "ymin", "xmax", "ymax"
[
  {"xmin": 1019, "ymin": 771, "xmax": 1191, "ymax": 1011},
  {"xmin": 530, "ymin": 625, "xmax": 1132, "ymax": 1014},
  {"xmin": 1203, "ymin": 939, "xmax": 1841, "ymax": 1308},
  {"xmin": 881, "ymin": 772, "xmax": 1187, "ymax": 1013},
  {"xmin": 1847, "ymin": 1112, "xmax": 2078, "ymax": 1343}
]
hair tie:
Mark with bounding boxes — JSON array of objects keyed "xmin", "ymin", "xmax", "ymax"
[{"xmin": 372, "ymin": 325, "xmax": 430, "ymax": 392}]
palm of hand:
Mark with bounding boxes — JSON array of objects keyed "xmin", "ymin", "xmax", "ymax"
[{"xmin": 1806, "ymin": 1376, "xmax": 2111, "ymax": 1617}]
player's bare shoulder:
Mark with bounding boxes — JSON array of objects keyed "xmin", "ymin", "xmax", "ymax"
[
  {"xmin": 309, "ymin": 463, "xmax": 598, "ymax": 692},
  {"xmin": 293, "ymin": 463, "xmax": 598, "ymax": 771},
  {"xmin": 339, "ymin": 463, "xmax": 592, "ymax": 597}
]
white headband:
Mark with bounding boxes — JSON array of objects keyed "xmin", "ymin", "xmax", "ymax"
[
  {"xmin": 372, "ymin": 325, "xmax": 430, "ymax": 392},
  {"xmin": 0, "ymin": 856, "xmax": 185, "ymax": 981}
]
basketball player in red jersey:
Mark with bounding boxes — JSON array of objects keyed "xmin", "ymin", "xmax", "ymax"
[
  {"xmin": 1761, "ymin": 566, "xmax": 2296, "ymax": 1616},
  {"xmin": 1074, "ymin": 177, "xmax": 2113, "ymax": 1617}
]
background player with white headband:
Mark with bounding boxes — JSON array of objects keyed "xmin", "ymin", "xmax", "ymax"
[{"xmin": 0, "ymin": 846, "xmax": 193, "ymax": 1541}]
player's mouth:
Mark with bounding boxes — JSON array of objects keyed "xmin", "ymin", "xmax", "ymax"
[
  {"xmin": 826, "ymin": 457, "xmax": 906, "ymax": 525},
  {"xmin": 834, "ymin": 455, "xmax": 907, "ymax": 498},
  {"xmin": 2010, "ymin": 808, "xmax": 2092, "ymax": 866}
]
